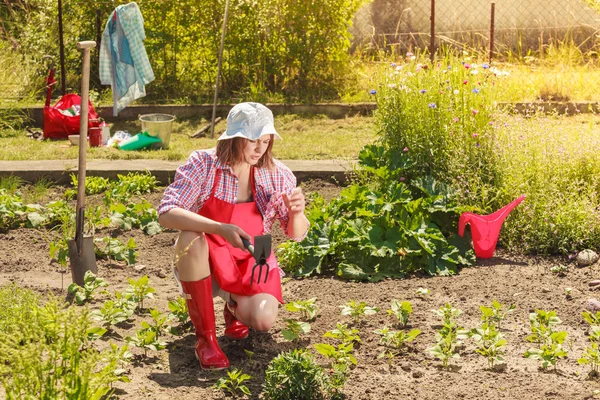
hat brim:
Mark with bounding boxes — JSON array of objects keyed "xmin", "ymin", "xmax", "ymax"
[{"xmin": 217, "ymin": 124, "xmax": 282, "ymax": 141}]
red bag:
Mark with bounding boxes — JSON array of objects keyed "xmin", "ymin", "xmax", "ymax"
[
  {"xmin": 42, "ymin": 67, "xmax": 100, "ymax": 139},
  {"xmin": 43, "ymin": 94, "xmax": 101, "ymax": 139}
]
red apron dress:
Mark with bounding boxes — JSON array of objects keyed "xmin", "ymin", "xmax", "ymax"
[{"xmin": 198, "ymin": 167, "xmax": 283, "ymax": 303}]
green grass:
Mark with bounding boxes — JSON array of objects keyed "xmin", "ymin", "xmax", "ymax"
[{"xmin": 0, "ymin": 114, "xmax": 377, "ymax": 161}]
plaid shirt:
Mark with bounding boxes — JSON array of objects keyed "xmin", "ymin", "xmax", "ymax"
[{"xmin": 159, "ymin": 149, "xmax": 307, "ymax": 239}]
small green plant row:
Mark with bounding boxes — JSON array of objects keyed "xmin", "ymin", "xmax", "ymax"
[
  {"xmin": 281, "ymin": 296, "xmax": 600, "ymax": 376},
  {"xmin": 68, "ymin": 271, "xmax": 191, "ymax": 359},
  {"xmin": 50, "ymin": 235, "xmax": 140, "ymax": 270},
  {"xmin": 0, "ymin": 172, "xmax": 160, "ymax": 234}
]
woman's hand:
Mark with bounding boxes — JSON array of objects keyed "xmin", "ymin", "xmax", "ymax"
[
  {"xmin": 218, "ymin": 223, "xmax": 252, "ymax": 250},
  {"xmin": 282, "ymin": 187, "xmax": 306, "ymax": 215}
]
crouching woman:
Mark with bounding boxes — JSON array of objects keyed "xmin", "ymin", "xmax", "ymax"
[{"xmin": 157, "ymin": 102, "xmax": 309, "ymax": 370}]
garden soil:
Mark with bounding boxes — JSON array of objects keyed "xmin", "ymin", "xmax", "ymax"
[{"xmin": 1, "ymin": 179, "xmax": 600, "ymax": 399}]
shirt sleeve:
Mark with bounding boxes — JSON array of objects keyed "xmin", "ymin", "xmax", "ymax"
[{"xmin": 158, "ymin": 151, "xmax": 207, "ymax": 215}]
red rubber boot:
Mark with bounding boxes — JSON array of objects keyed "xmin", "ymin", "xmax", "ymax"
[
  {"xmin": 181, "ymin": 277, "xmax": 229, "ymax": 370},
  {"xmin": 224, "ymin": 302, "xmax": 249, "ymax": 339}
]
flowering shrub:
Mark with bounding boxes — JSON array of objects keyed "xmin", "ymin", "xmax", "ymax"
[{"xmin": 373, "ymin": 49, "xmax": 507, "ymax": 207}]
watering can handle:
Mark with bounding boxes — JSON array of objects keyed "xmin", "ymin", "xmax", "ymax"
[{"xmin": 241, "ymin": 238, "xmax": 254, "ymax": 256}]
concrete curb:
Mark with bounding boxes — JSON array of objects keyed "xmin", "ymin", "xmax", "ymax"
[
  {"xmin": 0, "ymin": 159, "xmax": 356, "ymax": 185},
  {"xmin": 20, "ymin": 101, "xmax": 600, "ymax": 127}
]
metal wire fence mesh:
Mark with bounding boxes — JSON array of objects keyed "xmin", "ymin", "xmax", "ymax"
[{"xmin": 351, "ymin": 0, "xmax": 600, "ymax": 57}]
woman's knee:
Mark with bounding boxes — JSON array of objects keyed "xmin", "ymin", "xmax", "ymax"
[{"xmin": 244, "ymin": 296, "xmax": 279, "ymax": 331}]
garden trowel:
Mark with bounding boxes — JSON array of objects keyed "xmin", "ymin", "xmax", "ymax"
[
  {"xmin": 67, "ymin": 40, "xmax": 97, "ymax": 286},
  {"xmin": 242, "ymin": 234, "xmax": 272, "ymax": 286}
]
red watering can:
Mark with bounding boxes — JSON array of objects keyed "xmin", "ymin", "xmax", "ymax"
[{"xmin": 458, "ymin": 195, "xmax": 525, "ymax": 258}]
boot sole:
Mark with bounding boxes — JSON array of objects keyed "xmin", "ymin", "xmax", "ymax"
[{"xmin": 195, "ymin": 350, "xmax": 229, "ymax": 370}]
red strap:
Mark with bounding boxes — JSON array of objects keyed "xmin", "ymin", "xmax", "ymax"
[{"xmin": 210, "ymin": 168, "xmax": 220, "ymax": 196}]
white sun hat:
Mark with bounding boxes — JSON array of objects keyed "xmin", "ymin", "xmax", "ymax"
[{"xmin": 217, "ymin": 102, "xmax": 282, "ymax": 141}]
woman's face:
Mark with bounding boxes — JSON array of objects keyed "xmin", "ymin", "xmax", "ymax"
[{"xmin": 242, "ymin": 134, "xmax": 271, "ymax": 165}]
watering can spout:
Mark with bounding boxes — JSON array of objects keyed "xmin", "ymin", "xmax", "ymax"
[{"xmin": 458, "ymin": 195, "xmax": 525, "ymax": 259}]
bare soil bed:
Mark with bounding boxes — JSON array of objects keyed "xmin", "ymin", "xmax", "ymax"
[{"xmin": 1, "ymin": 179, "xmax": 599, "ymax": 399}]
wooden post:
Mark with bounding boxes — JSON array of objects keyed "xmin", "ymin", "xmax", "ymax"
[
  {"xmin": 429, "ymin": 0, "xmax": 435, "ymax": 62},
  {"xmin": 210, "ymin": 0, "xmax": 231, "ymax": 139},
  {"xmin": 58, "ymin": 0, "xmax": 66, "ymax": 94},
  {"xmin": 489, "ymin": 2, "xmax": 495, "ymax": 63}
]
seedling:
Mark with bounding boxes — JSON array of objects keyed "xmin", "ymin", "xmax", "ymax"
[
  {"xmin": 141, "ymin": 309, "xmax": 171, "ymax": 338},
  {"xmin": 167, "ymin": 297, "xmax": 189, "ymax": 324},
  {"xmin": 91, "ymin": 299, "xmax": 128, "ymax": 331},
  {"xmin": 578, "ymin": 342, "xmax": 600, "ymax": 376},
  {"xmin": 428, "ymin": 303, "xmax": 468, "ymax": 368},
  {"xmin": 114, "ymin": 290, "xmax": 137, "ymax": 319},
  {"xmin": 244, "ymin": 349, "xmax": 254, "ymax": 364},
  {"xmin": 125, "ymin": 275, "xmax": 156, "ymax": 311},
  {"xmin": 526, "ymin": 310, "xmax": 562, "ymax": 345},
  {"xmin": 375, "ymin": 327, "xmax": 420, "ymax": 364},
  {"xmin": 582, "ymin": 311, "xmax": 600, "ymax": 327},
  {"xmin": 214, "ymin": 368, "xmax": 252, "ymax": 398},
  {"xmin": 340, "ymin": 300, "xmax": 379, "ymax": 324},
  {"xmin": 67, "ymin": 270, "xmax": 109, "ymax": 305},
  {"xmin": 125, "ymin": 328, "xmax": 167, "ymax": 358},
  {"xmin": 550, "ymin": 264, "xmax": 568, "ymax": 276},
  {"xmin": 323, "ymin": 323, "xmax": 362, "ymax": 345},
  {"xmin": 94, "ymin": 236, "xmax": 137, "ymax": 265},
  {"xmin": 564, "ymin": 288, "xmax": 573, "ymax": 299},
  {"xmin": 470, "ymin": 323, "xmax": 507, "ymax": 368},
  {"xmin": 415, "ymin": 287, "xmax": 431, "ymax": 297},
  {"xmin": 387, "ymin": 300, "xmax": 412, "ymax": 328},
  {"xmin": 479, "ymin": 300, "xmax": 515, "ymax": 329},
  {"xmin": 281, "ymin": 318, "xmax": 311, "ymax": 341},
  {"xmin": 524, "ymin": 331, "xmax": 569, "ymax": 371},
  {"xmin": 314, "ymin": 342, "xmax": 357, "ymax": 367},
  {"xmin": 285, "ymin": 297, "xmax": 318, "ymax": 321}
]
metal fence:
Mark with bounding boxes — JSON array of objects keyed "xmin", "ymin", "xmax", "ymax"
[{"xmin": 351, "ymin": 0, "xmax": 600, "ymax": 58}]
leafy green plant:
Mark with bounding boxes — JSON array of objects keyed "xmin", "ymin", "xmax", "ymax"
[
  {"xmin": 415, "ymin": 287, "xmax": 431, "ymax": 297},
  {"xmin": 550, "ymin": 264, "xmax": 568, "ymax": 276},
  {"xmin": 428, "ymin": 304, "xmax": 469, "ymax": 368},
  {"xmin": 214, "ymin": 368, "xmax": 252, "ymax": 398},
  {"xmin": 578, "ymin": 341, "xmax": 600, "ymax": 376},
  {"xmin": 91, "ymin": 299, "xmax": 129, "ymax": 331},
  {"xmin": 340, "ymin": 300, "xmax": 379, "ymax": 324},
  {"xmin": 108, "ymin": 200, "xmax": 161, "ymax": 235},
  {"xmin": 526, "ymin": 309, "xmax": 562, "ymax": 345},
  {"xmin": 168, "ymin": 297, "xmax": 189, "ymax": 327},
  {"xmin": 479, "ymin": 300, "xmax": 515, "ymax": 329},
  {"xmin": 94, "ymin": 236, "xmax": 138, "ymax": 265},
  {"xmin": 314, "ymin": 342, "xmax": 357, "ymax": 368},
  {"xmin": 524, "ymin": 331, "xmax": 569, "ymax": 371},
  {"xmin": 323, "ymin": 323, "xmax": 362, "ymax": 345},
  {"xmin": 470, "ymin": 323, "xmax": 507, "ymax": 368},
  {"xmin": 277, "ymin": 144, "xmax": 475, "ymax": 282},
  {"xmin": 114, "ymin": 291, "xmax": 138, "ymax": 320},
  {"xmin": 282, "ymin": 318, "xmax": 311, "ymax": 342},
  {"xmin": 387, "ymin": 300, "xmax": 412, "ymax": 328},
  {"xmin": 67, "ymin": 270, "xmax": 109, "ymax": 305},
  {"xmin": 582, "ymin": 311, "xmax": 600, "ymax": 326},
  {"xmin": 70, "ymin": 174, "xmax": 111, "ymax": 195},
  {"xmin": 524, "ymin": 310, "xmax": 569, "ymax": 371},
  {"xmin": 141, "ymin": 308, "xmax": 171, "ymax": 338},
  {"xmin": 125, "ymin": 328, "xmax": 167, "ymax": 358},
  {"xmin": 285, "ymin": 297, "xmax": 318, "ymax": 321},
  {"xmin": 262, "ymin": 349, "xmax": 333, "ymax": 400},
  {"xmin": 126, "ymin": 275, "xmax": 156, "ymax": 311},
  {"xmin": 375, "ymin": 327, "xmax": 421, "ymax": 364}
]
